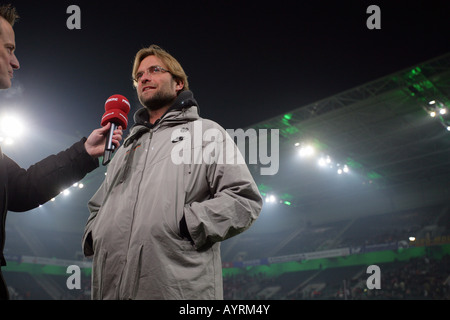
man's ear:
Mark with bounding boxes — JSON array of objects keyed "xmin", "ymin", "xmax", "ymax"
[{"xmin": 175, "ymin": 79, "xmax": 185, "ymax": 92}]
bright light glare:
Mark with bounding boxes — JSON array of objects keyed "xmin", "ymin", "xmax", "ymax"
[
  {"xmin": 1, "ymin": 137, "xmax": 14, "ymax": 145},
  {"xmin": 318, "ymin": 158, "xmax": 326, "ymax": 167},
  {"xmin": 337, "ymin": 165, "xmax": 349, "ymax": 175},
  {"xmin": 439, "ymin": 108, "xmax": 447, "ymax": 115},
  {"xmin": 318, "ymin": 156, "xmax": 332, "ymax": 167},
  {"xmin": 265, "ymin": 194, "xmax": 277, "ymax": 203},
  {"xmin": 299, "ymin": 145, "xmax": 315, "ymax": 157},
  {"xmin": 1, "ymin": 115, "xmax": 24, "ymax": 138}
]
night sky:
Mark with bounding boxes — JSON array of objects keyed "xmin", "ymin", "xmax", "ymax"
[{"xmin": 1, "ymin": 0, "xmax": 449, "ymax": 165}]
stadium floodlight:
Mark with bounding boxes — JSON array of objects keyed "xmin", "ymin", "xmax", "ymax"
[
  {"xmin": 0, "ymin": 137, "xmax": 14, "ymax": 145},
  {"xmin": 265, "ymin": 194, "xmax": 277, "ymax": 203},
  {"xmin": 0, "ymin": 114, "xmax": 25, "ymax": 144},
  {"xmin": 337, "ymin": 164, "xmax": 349, "ymax": 175},
  {"xmin": 298, "ymin": 144, "xmax": 315, "ymax": 157},
  {"xmin": 318, "ymin": 155, "xmax": 332, "ymax": 167},
  {"xmin": 318, "ymin": 157, "xmax": 327, "ymax": 167}
]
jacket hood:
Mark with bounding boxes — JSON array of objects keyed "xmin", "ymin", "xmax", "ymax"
[{"xmin": 124, "ymin": 90, "xmax": 200, "ymax": 147}]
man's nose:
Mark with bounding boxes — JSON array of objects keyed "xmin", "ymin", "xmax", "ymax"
[
  {"xmin": 11, "ymin": 54, "xmax": 20, "ymax": 70},
  {"xmin": 140, "ymin": 71, "xmax": 152, "ymax": 83}
]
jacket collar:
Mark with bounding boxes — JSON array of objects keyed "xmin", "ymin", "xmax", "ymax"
[{"xmin": 124, "ymin": 90, "xmax": 200, "ymax": 147}]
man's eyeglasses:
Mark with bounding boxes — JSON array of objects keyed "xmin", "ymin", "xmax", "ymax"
[{"xmin": 134, "ymin": 65, "xmax": 170, "ymax": 82}]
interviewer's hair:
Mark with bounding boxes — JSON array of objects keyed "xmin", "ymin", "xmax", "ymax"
[
  {"xmin": 132, "ymin": 44, "xmax": 189, "ymax": 92},
  {"xmin": 0, "ymin": 4, "xmax": 19, "ymax": 27}
]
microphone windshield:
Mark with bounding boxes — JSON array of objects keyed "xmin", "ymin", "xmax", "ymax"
[{"xmin": 101, "ymin": 94, "xmax": 130, "ymax": 129}]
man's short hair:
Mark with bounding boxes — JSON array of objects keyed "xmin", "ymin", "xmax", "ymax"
[
  {"xmin": 0, "ymin": 4, "xmax": 19, "ymax": 26},
  {"xmin": 132, "ymin": 44, "xmax": 189, "ymax": 92}
]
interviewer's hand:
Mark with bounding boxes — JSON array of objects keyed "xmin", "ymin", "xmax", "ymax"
[{"xmin": 84, "ymin": 122, "xmax": 123, "ymax": 158}]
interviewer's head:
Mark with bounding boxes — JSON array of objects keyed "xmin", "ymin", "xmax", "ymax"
[{"xmin": 0, "ymin": 4, "xmax": 20, "ymax": 89}]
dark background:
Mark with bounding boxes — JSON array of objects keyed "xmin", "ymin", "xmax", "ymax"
[{"xmin": 3, "ymin": 0, "xmax": 449, "ymax": 142}]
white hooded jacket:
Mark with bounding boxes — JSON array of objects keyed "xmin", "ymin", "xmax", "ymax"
[{"xmin": 82, "ymin": 91, "xmax": 262, "ymax": 299}]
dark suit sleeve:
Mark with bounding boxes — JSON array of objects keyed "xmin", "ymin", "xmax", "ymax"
[{"xmin": 6, "ymin": 138, "xmax": 99, "ymax": 212}]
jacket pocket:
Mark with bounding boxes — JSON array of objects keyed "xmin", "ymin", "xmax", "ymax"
[
  {"xmin": 179, "ymin": 214, "xmax": 194, "ymax": 244},
  {"xmin": 170, "ymin": 164, "xmax": 188, "ymax": 239},
  {"xmin": 131, "ymin": 244, "xmax": 144, "ymax": 299}
]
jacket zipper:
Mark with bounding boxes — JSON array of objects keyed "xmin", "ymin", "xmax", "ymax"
[{"xmin": 121, "ymin": 128, "xmax": 154, "ymax": 298}]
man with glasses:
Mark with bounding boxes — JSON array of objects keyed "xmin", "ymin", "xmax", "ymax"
[
  {"xmin": 82, "ymin": 44, "xmax": 263, "ymax": 299},
  {"xmin": 0, "ymin": 4, "xmax": 123, "ymax": 299}
]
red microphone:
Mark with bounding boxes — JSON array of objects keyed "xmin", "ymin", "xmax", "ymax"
[{"xmin": 101, "ymin": 94, "xmax": 130, "ymax": 165}]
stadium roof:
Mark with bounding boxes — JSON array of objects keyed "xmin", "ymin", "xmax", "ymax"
[
  {"xmin": 246, "ymin": 52, "xmax": 450, "ymax": 224},
  {"xmin": 218, "ymin": 53, "xmax": 450, "ymax": 262}
]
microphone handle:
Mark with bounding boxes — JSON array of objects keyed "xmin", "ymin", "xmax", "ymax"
[
  {"xmin": 103, "ymin": 150, "xmax": 112, "ymax": 166},
  {"xmin": 102, "ymin": 122, "xmax": 117, "ymax": 166}
]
